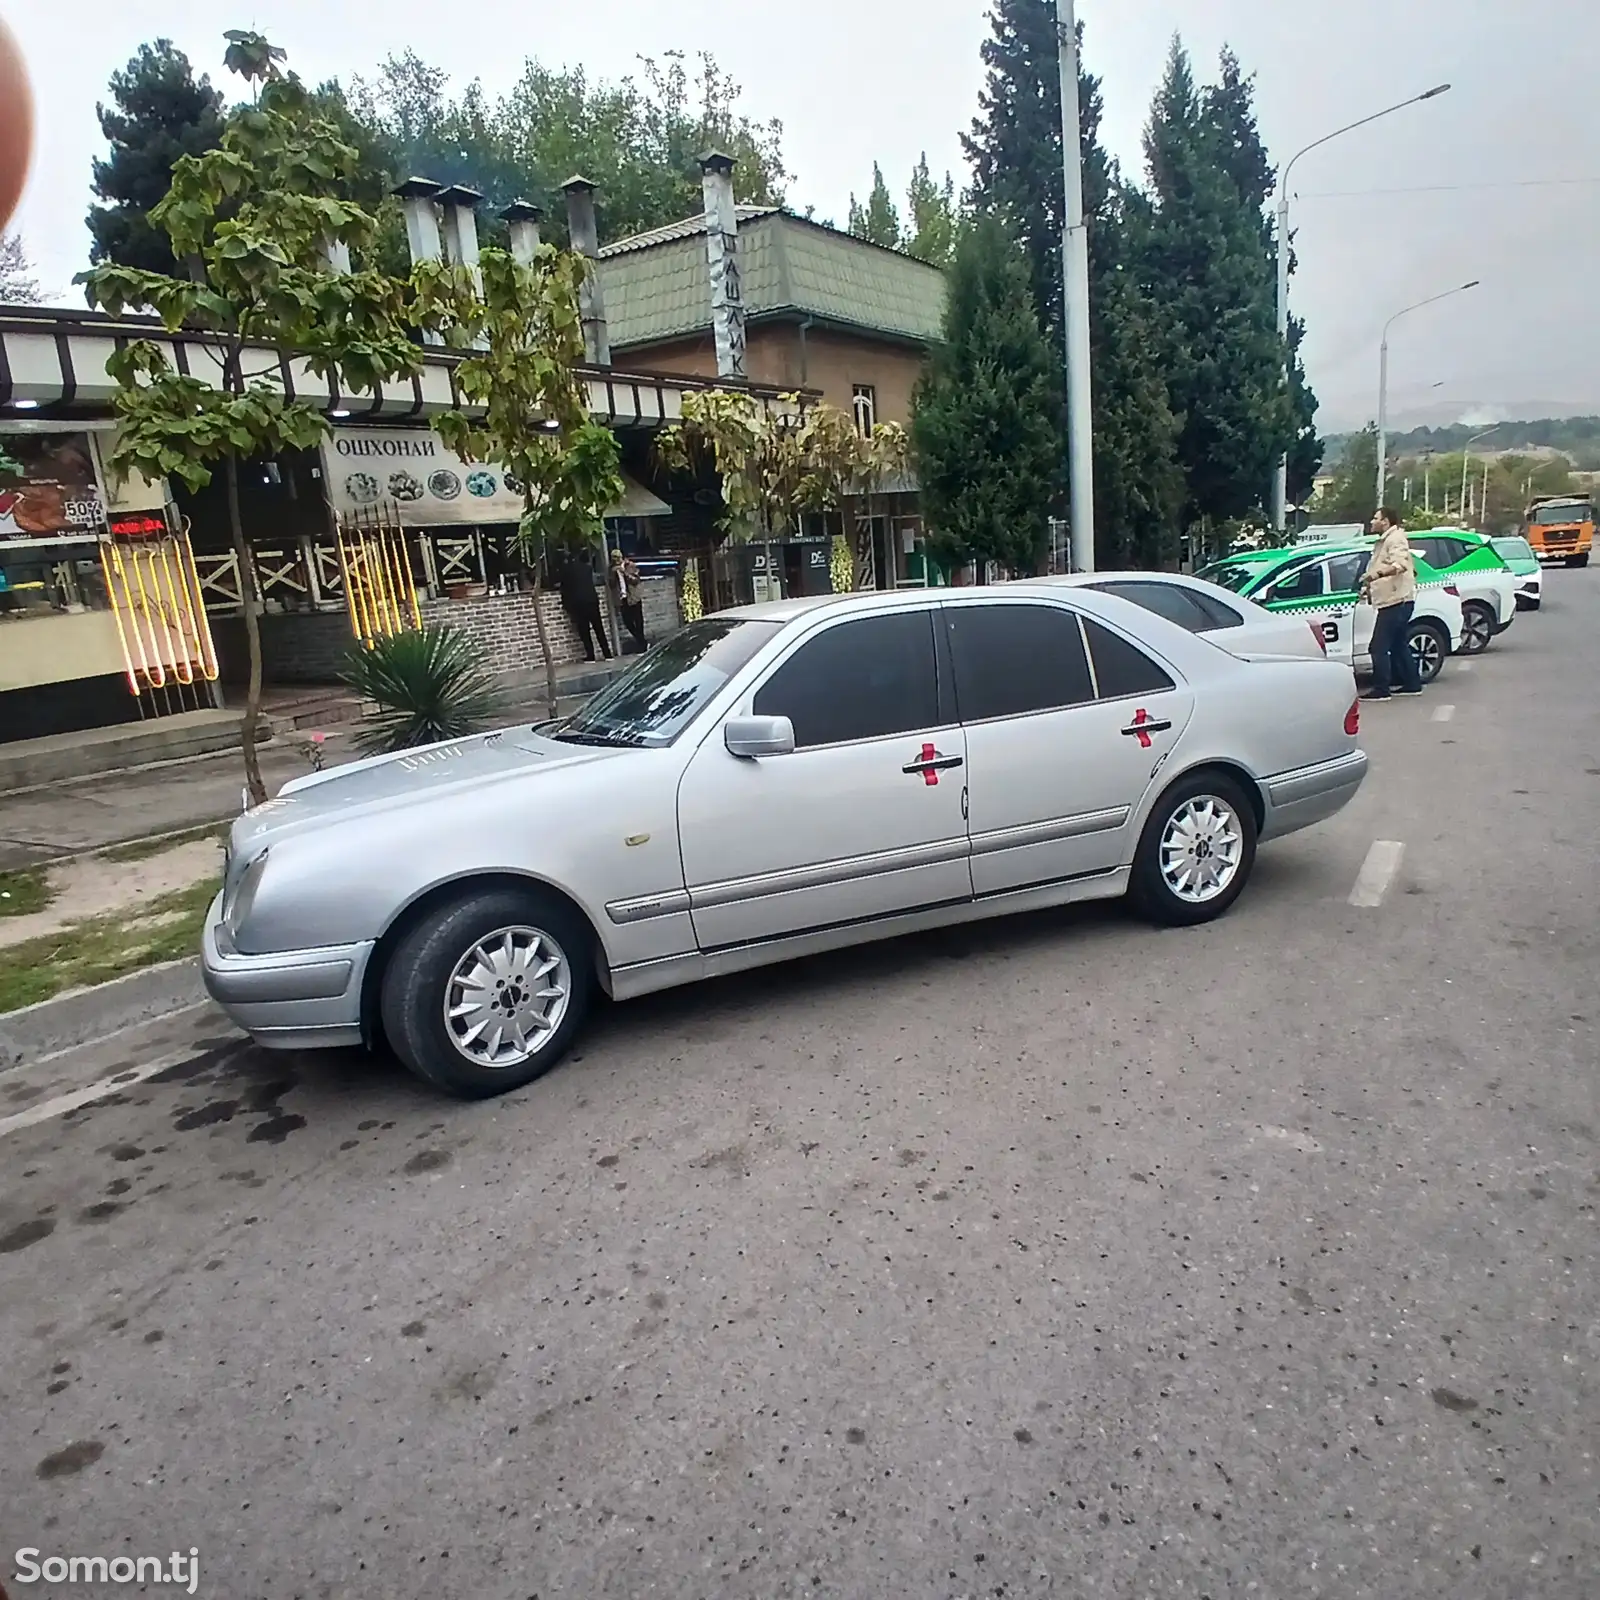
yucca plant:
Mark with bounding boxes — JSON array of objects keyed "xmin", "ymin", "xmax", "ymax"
[{"xmin": 341, "ymin": 626, "xmax": 504, "ymax": 755}]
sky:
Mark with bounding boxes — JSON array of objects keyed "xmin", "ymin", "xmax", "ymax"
[{"xmin": 4, "ymin": 0, "xmax": 1598, "ymax": 431}]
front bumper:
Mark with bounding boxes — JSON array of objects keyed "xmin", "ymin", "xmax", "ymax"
[
  {"xmin": 201, "ymin": 893, "xmax": 373, "ymax": 1051},
  {"xmin": 1262, "ymin": 749, "xmax": 1369, "ymax": 840}
]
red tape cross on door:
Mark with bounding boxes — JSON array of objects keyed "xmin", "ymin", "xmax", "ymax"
[
  {"xmin": 1121, "ymin": 708, "xmax": 1173, "ymax": 749},
  {"xmin": 902, "ymin": 744, "xmax": 965, "ymax": 785}
]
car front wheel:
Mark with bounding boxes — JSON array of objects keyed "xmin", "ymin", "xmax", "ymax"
[
  {"xmin": 1408, "ymin": 619, "xmax": 1449, "ymax": 683},
  {"xmin": 1458, "ymin": 601, "xmax": 1495, "ymax": 655},
  {"xmin": 380, "ymin": 886, "xmax": 594, "ymax": 1100},
  {"xmin": 1129, "ymin": 773, "xmax": 1258, "ymax": 927}
]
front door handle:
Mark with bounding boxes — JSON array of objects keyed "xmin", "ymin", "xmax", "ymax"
[{"xmin": 902, "ymin": 742, "xmax": 964, "ymax": 785}]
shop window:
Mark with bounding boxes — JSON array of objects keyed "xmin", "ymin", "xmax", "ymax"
[{"xmin": 852, "ymin": 384, "xmax": 877, "ymax": 438}]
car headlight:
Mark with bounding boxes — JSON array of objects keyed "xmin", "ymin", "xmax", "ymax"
[{"xmin": 222, "ymin": 848, "xmax": 270, "ymax": 938}]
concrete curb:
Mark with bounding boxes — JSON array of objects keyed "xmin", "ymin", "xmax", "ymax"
[{"xmin": 0, "ymin": 957, "xmax": 207, "ymax": 1071}]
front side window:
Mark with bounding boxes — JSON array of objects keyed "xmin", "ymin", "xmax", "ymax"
[
  {"xmin": 945, "ymin": 602, "xmax": 1094, "ymax": 721},
  {"xmin": 1082, "ymin": 618, "xmax": 1175, "ymax": 698},
  {"xmin": 1268, "ymin": 561, "xmax": 1325, "ymax": 603},
  {"xmin": 754, "ymin": 610, "xmax": 937, "ymax": 747},
  {"xmin": 554, "ymin": 617, "xmax": 781, "ymax": 748},
  {"xmin": 1492, "ymin": 537, "xmax": 1535, "ymax": 563}
]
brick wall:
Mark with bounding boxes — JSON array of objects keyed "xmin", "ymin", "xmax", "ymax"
[{"xmin": 214, "ymin": 578, "xmax": 683, "ymax": 689}]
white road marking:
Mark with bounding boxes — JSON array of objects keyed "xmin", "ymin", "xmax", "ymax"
[
  {"xmin": 1456, "ymin": 662, "xmax": 1473, "ymax": 673},
  {"xmin": 1349, "ymin": 840, "xmax": 1405, "ymax": 908},
  {"xmin": 0, "ymin": 1044, "xmax": 229, "ymax": 1141},
  {"xmin": 1431, "ymin": 704, "xmax": 1456, "ymax": 723},
  {"xmin": 1255, "ymin": 1125, "xmax": 1323, "ymax": 1153}
]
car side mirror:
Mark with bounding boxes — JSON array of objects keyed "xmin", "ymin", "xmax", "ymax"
[{"xmin": 724, "ymin": 715, "xmax": 795, "ymax": 759}]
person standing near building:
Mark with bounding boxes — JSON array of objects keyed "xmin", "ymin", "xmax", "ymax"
[
  {"xmin": 559, "ymin": 550, "xmax": 612, "ymax": 662},
  {"xmin": 610, "ymin": 548, "xmax": 647, "ymax": 653},
  {"xmin": 1360, "ymin": 507, "xmax": 1421, "ymax": 699}
]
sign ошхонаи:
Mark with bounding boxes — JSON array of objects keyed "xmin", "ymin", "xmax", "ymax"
[{"xmin": 321, "ymin": 426, "xmax": 525, "ymax": 528}]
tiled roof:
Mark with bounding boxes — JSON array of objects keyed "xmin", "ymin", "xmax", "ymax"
[{"xmin": 597, "ymin": 212, "xmax": 946, "ymax": 351}]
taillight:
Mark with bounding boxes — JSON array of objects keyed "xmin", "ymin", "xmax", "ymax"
[
  {"xmin": 1443, "ymin": 583, "xmax": 1460, "ymax": 596},
  {"xmin": 1309, "ymin": 621, "xmax": 1327, "ymax": 655},
  {"xmin": 1344, "ymin": 701, "xmax": 1360, "ymax": 736}
]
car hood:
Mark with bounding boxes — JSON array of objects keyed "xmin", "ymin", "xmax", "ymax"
[{"xmin": 229, "ymin": 729, "xmax": 631, "ymax": 857}]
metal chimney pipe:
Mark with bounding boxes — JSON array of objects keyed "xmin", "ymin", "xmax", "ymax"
[
  {"xmin": 562, "ymin": 175, "xmax": 610, "ymax": 366},
  {"xmin": 699, "ymin": 151, "xmax": 746, "ymax": 381},
  {"xmin": 500, "ymin": 200, "xmax": 545, "ymax": 265},
  {"xmin": 437, "ymin": 184, "xmax": 483, "ymax": 286},
  {"xmin": 392, "ymin": 176, "xmax": 444, "ymax": 267}
]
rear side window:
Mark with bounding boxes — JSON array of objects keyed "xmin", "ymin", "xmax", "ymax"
[
  {"xmin": 1083, "ymin": 618, "xmax": 1175, "ymax": 698},
  {"xmin": 945, "ymin": 603, "xmax": 1095, "ymax": 721},
  {"xmin": 1325, "ymin": 551, "xmax": 1370, "ymax": 594},
  {"xmin": 1093, "ymin": 580, "xmax": 1219, "ymax": 634},
  {"xmin": 754, "ymin": 611, "xmax": 938, "ymax": 747}
]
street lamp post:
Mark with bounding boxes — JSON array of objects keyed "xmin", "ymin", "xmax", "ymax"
[
  {"xmin": 1376, "ymin": 280, "xmax": 1479, "ymax": 508},
  {"xmin": 1055, "ymin": 0, "xmax": 1095, "ymax": 572},
  {"xmin": 1460, "ymin": 427, "xmax": 1499, "ymax": 526},
  {"xmin": 1272, "ymin": 83, "xmax": 1450, "ymax": 533}
]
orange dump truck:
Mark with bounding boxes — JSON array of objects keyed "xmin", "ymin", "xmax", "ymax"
[{"xmin": 1524, "ymin": 495, "xmax": 1594, "ymax": 566}]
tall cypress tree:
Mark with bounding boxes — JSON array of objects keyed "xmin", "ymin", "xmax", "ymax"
[
  {"xmin": 911, "ymin": 215, "xmax": 1060, "ymax": 576},
  {"xmin": 964, "ymin": 1, "xmax": 1182, "ymax": 566},
  {"xmin": 87, "ymin": 40, "xmax": 226, "ymax": 275},
  {"xmin": 1201, "ymin": 48, "xmax": 1323, "ymax": 508},
  {"xmin": 847, "ymin": 164, "xmax": 903, "ymax": 250},
  {"xmin": 1141, "ymin": 37, "xmax": 1292, "ymax": 530}
]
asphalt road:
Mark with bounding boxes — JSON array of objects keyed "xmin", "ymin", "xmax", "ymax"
[{"xmin": 3, "ymin": 575, "xmax": 1597, "ymax": 1600}]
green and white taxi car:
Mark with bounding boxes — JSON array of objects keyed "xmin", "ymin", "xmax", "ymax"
[
  {"xmin": 1198, "ymin": 543, "xmax": 1465, "ymax": 684},
  {"xmin": 1489, "ymin": 534, "xmax": 1543, "ymax": 610},
  {"xmin": 1404, "ymin": 528, "xmax": 1518, "ymax": 653}
]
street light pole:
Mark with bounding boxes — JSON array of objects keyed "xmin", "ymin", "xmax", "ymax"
[
  {"xmin": 1271, "ymin": 83, "xmax": 1450, "ymax": 533},
  {"xmin": 1460, "ymin": 427, "xmax": 1498, "ymax": 526},
  {"xmin": 1376, "ymin": 279, "xmax": 1480, "ymax": 509},
  {"xmin": 1055, "ymin": 0, "xmax": 1095, "ymax": 572}
]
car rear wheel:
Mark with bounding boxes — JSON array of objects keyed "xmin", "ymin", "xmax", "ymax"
[
  {"xmin": 1566, "ymin": 553, "xmax": 1590, "ymax": 568},
  {"xmin": 1128, "ymin": 772, "xmax": 1258, "ymax": 927},
  {"xmin": 1408, "ymin": 619, "xmax": 1449, "ymax": 683},
  {"xmin": 1458, "ymin": 601, "xmax": 1495, "ymax": 655},
  {"xmin": 380, "ymin": 887, "xmax": 593, "ymax": 1100}
]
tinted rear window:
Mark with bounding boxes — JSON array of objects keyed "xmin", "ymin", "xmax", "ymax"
[
  {"xmin": 1083, "ymin": 619, "xmax": 1175, "ymax": 698},
  {"xmin": 946, "ymin": 603, "xmax": 1095, "ymax": 721}
]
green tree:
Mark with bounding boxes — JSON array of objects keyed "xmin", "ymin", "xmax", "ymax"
[
  {"xmin": 904, "ymin": 154, "xmax": 961, "ymax": 267},
  {"xmin": 658, "ymin": 391, "xmax": 866, "ymax": 599},
  {"xmin": 345, "ymin": 49, "xmax": 788, "ymax": 246},
  {"xmin": 1141, "ymin": 37, "xmax": 1292, "ymax": 530},
  {"xmin": 965, "ymin": 2, "xmax": 1183, "ymax": 566},
  {"xmin": 847, "ymin": 163, "xmax": 903, "ymax": 250},
  {"xmin": 415, "ymin": 244, "xmax": 625, "ymax": 715},
  {"xmin": 1198, "ymin": 47, "xmax": 1322, "ymax": 507},
  {"xmin": 911, "ymin": 216, "xmax": 1060, "ymax": 576},
  {"xmin": 1311, "ymin": 424, "xmax": 1378, "ymax": 526},
  {"xmin": 83, "ymin": 33, "xmax": 427, "ymax": 803},
  {"xmin": 87, "ymin": 40, "xmax": 226, "ymax": 276},
  {"xmin": 0, "ymin": 232, "xmax": 41, "ymax": 302}
]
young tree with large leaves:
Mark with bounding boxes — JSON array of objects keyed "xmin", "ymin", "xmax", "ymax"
[
  {"xmin": 964, "ymin": 2, "xmax": 1183, "ymax": 566},
  {"xmin": 87, "ymin": 40, "xmax": 225, "ymax": 276},
  {"xmin": 1141, "ymin": 38, "xmax": 1294, "ymax": 533},
  {"xmin": 414, "ymin": 245, "xmax": 625, "ymax": 717},
  {"xmin": 83, "ymin": 33, "xmax": 427, "ymax": 803},
  {"xmin": 911, "ymin": 215, "xmax": 1059, "ymax": 577},
  {"xmin": 657, "ymin": 391, "xmax": 865, "ymax": 601}
]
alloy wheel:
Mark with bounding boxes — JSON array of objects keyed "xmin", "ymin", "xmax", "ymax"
[
  {"xmin": 1158, "ymin": 795, "xmax": 1244, "ymax": 905},
  {"xmin": 443, "ymin": 925, "xmax": 572, "ymax": 1069}
]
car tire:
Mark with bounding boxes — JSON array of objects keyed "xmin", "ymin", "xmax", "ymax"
[
  {"xmin": 1566, "ymin": 554, "xmax": 1589, "ymax": 568},
  {"xmin": 380, "ymin": 886, "xmax": 594, "ymax": 1100},
  {"xmin": 1128, "ymin": 771, "xmax": 1258, "ymax": 928},
  {"xmin": 1408, "ymin": 619, "xmax": 1449, "ymax": 683},
  {"xmin": 1459, "ymin": 601, "xmax": 1495, "ymax": 655}
]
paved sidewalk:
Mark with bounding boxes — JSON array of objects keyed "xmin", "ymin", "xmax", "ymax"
[{"xmin": 0, "ymin": 658, "xmax": 624, "ymax": 870}]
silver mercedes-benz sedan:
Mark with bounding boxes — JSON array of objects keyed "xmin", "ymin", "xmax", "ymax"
[{"xmin": 203, "ymin": 583, "xmax": 1368, "ymax": 1099}]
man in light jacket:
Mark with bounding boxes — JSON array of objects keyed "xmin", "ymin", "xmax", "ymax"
[{"xmin": 1360, "ymin": 507, "xmax": 1422, "ymax": 699}]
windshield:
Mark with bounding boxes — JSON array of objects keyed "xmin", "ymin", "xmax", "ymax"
[
  {"xmin": 1195, "ymin": 561, "xmax": 1260, "ymax": 594},
  {"xmin": 1530, "ymin": 501, "xmax": 1593, "ymax": 526},
  {"xmin": 1492, "ymin": 537, "xmax": 1535, "ymax": 563},
  {"xmin": 551, "ymin": 617, "xmax": 781, "ymax": 748}
]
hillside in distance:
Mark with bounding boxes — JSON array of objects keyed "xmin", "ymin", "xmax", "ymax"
[{"xmin": 1324, "ymin": 416, "xmax": 1600, "ymax": 471}]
